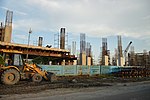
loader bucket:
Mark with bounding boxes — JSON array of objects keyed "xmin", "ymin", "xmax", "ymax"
[{"xmin": 46, "ymin": 72, "xmax": 57, "ymax": 82}]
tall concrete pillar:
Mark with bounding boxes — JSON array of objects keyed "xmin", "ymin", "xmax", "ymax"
[
  {"xmin": 4, "ymin": 10, "xmax": 13, "ymax": 43},
  {"xmin": 38, "ymin": 37, "xmax": 43, "ymax": 47},
  {"xmin": 80, "ymin": 52, "xmax": 86, "ymax": 65},
  {"xmin": 4, "ymin": 26, "xmax": 12, "ymax": 42},
  {"xmin": 60, "ymin": 28, "xmax": 65, "ymax": 49}
]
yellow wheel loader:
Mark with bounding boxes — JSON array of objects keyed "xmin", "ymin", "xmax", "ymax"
[{"xmin": 0, "ymin": 50, "xmax": 56, "ymax": 85}]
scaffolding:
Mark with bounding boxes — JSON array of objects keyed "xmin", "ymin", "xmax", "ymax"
[
  {"xmin": 80, "ymin": 33, "xmax": 86, "ymax": 53},
  {"xmin": 86, "ymin": 42, "xmax": 91, "ymax": 57},
  {"xmin": 102, "ymin": 38, "xmax": 107, "ymax": 56},
  {"xmin": 72, "ymin": 41, "xmax": 76, "ymax": 55},
  {"xmin": 54, "ymin": 32, "xmax": 59, "ymax": 48},
  {"xmin": 128, "ymin": 49, "xmax": 150, "ymax": 68},
  {"xmin": 65, "ymin": 31, "xmax": 68, "ymax": 50},
  {"xmin": 112, "ymin": 48, "xmax": 118, "ymax": 66}
]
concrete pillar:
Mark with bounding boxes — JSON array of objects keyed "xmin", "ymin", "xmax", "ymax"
[
  {"xmin": 80, "ymin": 53, "xmax": 86, "ymax": 65},
  {"xmin": 73, "ymin": 60, "xmax": 77, "ymax": 65},
  {"xmin": 120, "ymin": 57, "xmax": 125, "ymax": 66},
  {"xmin": 117, "ymin": 57, "xmax": 124, "ymax": 66},
  {"xmin": 4, "ymin": 25, "xmax": 12, "ymax": 42},
  {"xmin": 104, "ymin": 55, "xmax": 109, "ymax": 66},
  {"xmin": 61, "ymin": 60, "xmax": 65, "ymax": 65},
  {"xmin": 68, "ymin": 60, "xmax": 71, "ymax": 65},
  {"xmin": 87, "ymin": 57, "xmax": 91, "ymax": 66}
]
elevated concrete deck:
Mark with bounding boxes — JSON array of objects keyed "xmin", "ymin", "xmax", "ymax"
[{"xmin": 0, "ymin": 41, "xmax": 76, "ymax": 60}]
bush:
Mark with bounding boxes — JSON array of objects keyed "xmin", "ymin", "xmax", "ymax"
[{"xmin": 0, "ymin": 55, "xmax": 5, "ymax": 66}]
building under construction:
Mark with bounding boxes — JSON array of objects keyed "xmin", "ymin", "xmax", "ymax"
[
  {"xmin": 86, "ymin": 42, "xmax": 92, "ymax": 65},
  {"xmin": 1, "ymin": 10, "xmax": 150, "ymax": 67},
  {"xmin": 79, "ymin": 33, "xmax": 86, "ymax": 65},
  {"xmin": 0, "ymin": 11, "xmax": 77, "ymax": 65},
  {"xmin": 79, "ymin": 33, "xmax": 92, "ymax": 65},
  {"xmin": 112, "ymin": 36, "xmax": 132, "ymax": 66},
  {"xmin": 72, "ymin": 41, "xmax": 76, "ymax": 56},
  {"xmin": 112, "ymin": 48, "xmax": 118, "ymax": 66},
  {"xmin": 128, "ymin": 50, "xmax": 150, "ymax": 67},
  {"xmin": 117, "ymin": 35, "xmax": 124, "ymax": 66},
  {"xmin": 100, "ymin": 38, "xmax": 110, "ymax": 66},
  {"xmin": 112, "ymin": 36, "xmax": 150, "ymax": 67}
]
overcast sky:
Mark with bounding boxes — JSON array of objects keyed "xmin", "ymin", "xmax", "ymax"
[{"xmin": 0, "ymin": 0, "xmax": 150, "ymax": 62}]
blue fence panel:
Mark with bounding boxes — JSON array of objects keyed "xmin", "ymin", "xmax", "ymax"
[
  {"xmin": 39, "ymin": 65, "xmax": 63, "ymax": 76},
  {"xmin": 109, "ymin": 66, "xmax": 121, "ymax": 73},
  {"xmin": 39, "ymin": 65, "xmax": 123, "ymax": 76},
  {"xmin": 63, "ymin": 65, "xmax": 77, "ymax": 76},
  {"xmin": 90, "ymin": 66, "xmax": 100, "ymax": 75},
  {"xmin": 77, "ymin": 65, "xmax": 90, "ymax": 75},
  {"xmin": 101, "ymin": 66, "xmax": 111, "ymax": 74}
]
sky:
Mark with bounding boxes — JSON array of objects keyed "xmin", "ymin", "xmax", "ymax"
[{"xmin": 0, "ymin": 0, "xmax": 150, "ymax": 63}]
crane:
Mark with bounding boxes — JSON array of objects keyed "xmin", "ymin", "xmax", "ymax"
[{"xmin": 124, "ymin": 41, "xmax": 132, "ymax": 66}]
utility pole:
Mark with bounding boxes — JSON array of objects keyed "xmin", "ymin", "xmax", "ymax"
[{"xmin": 26, "ymin": 28, "xmax": 32, "ymax": 62}]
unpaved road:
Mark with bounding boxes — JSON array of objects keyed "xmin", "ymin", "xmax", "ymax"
[
  {"xmin": 0, "ymin": 76, "xmax": 149, "ymax": 95},
  {"xmin": 1, "ymin": 80, "xmax": 150, "ymax": 100}
]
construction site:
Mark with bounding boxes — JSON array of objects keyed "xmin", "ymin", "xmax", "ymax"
[
  {"xmin": 0, "ymin": 10, "xmax": 150, "ymax": 100},
  {"xmin": 1, "ymin": 10, "xmax": 150, "ymax": 67}
]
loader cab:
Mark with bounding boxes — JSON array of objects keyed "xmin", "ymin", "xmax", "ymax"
[{"xmin": 2, "ymin": 53, "xmax": 24, "ymax": 71}]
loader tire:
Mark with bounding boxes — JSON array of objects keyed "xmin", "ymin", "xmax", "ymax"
[
  {"xmin": 32, "ymin": 73, "xmax": 42, "ymax": 82},
  {"xmin": 1, "ymin": 69, "xmax": 20, "ymax": 85}
]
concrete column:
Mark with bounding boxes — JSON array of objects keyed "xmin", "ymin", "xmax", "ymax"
[
  {"xmin": 68, "ymin": 60, "xmax": 70, "ymax": 65},
  {"xmin": 80, "ymin": 53, "xmax": 86, "ymax": 65},
  {"xmin": 73, "ymin": 60, "xmax": 77, "ymax": 65},
  {"xmin": 104, "ymin": 55, "xmax": 108, "ymax": 66},
  {"xmin": 87, "ymin": 57, "xmax": 91, "ymax": 66},
  {"xmin": 61, "ymin": 60, "xmax": 65, "ymax": 65},
  {"xmin": 4, "ymin": 25, "xmax": 12, "ymax": 42}
]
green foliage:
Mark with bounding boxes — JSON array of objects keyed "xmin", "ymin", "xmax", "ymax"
[
  {"xmin": 0, "ymin": 55, "xmax": 5, "ymax": 65},
  {"xmin": 32, "ymin": 56, "xmax": 52, "ymax": 65}
]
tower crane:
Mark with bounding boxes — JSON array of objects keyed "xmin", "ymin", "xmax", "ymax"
[{"xmin": 124, "ymin": 41, "xmax": 132, "ymax": 66}]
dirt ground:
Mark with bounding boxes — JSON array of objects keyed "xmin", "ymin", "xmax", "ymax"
[{"xmin": 0, "ymin": 76, "xmax": 150, "ymax": 96}]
